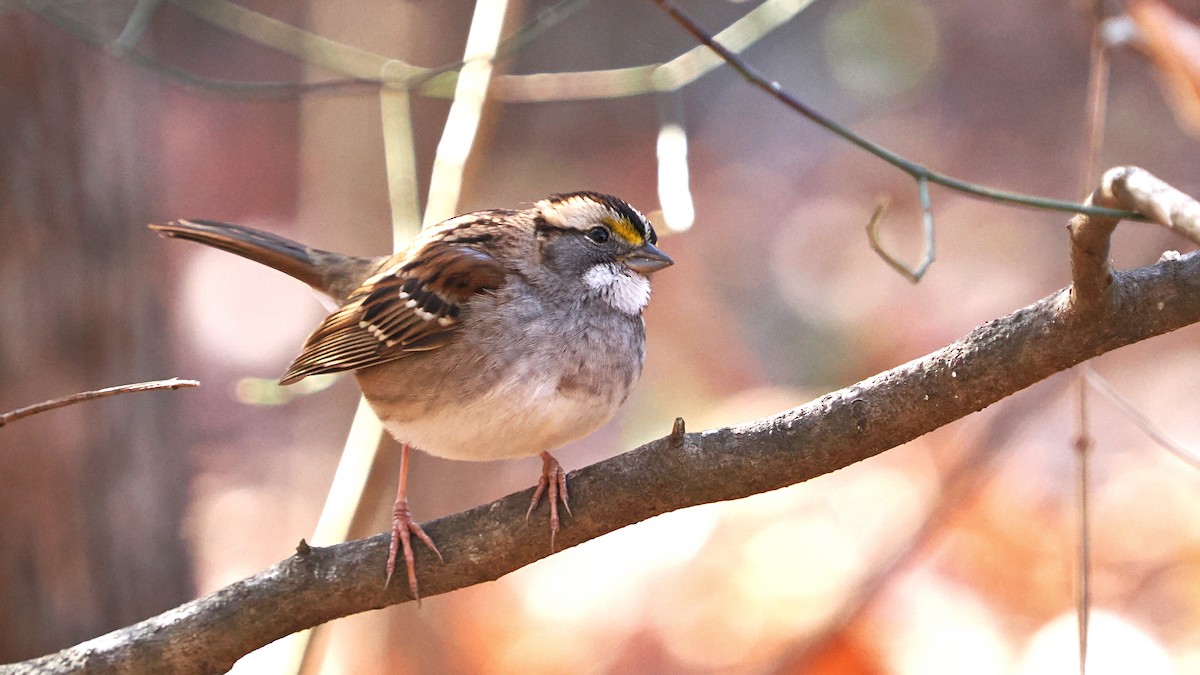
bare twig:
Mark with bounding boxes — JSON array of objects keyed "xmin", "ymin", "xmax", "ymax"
[
  {"xmin": 866, "ymin": 178, "xmax": 937, "ymax": 283},
  {"xmin": 1105, "ymin": 166, "xmax": 1200, "ymax": 243},
  {"xmin": 1074, "ymin": 8, "xmax": 1111, "ymax": 666},
  {"xmin": 668, "ymin": 417, "xmax": 686, "ymax": 446},
  {"xmin": 1068, "ymin": 175, "xmax": 1122, "ymax": 314},
  {"xmin": 112, "ymin": 0, "xmax": 163, "ymax": 51},
  {"xmin": 0, "ymin": 378, "xmax": 199, "ymax": 429},
  {"xmin": 1074, "ymin": 376, "xmax": 1093, "ymax": 675},
  {"xmin": 21, "ymin": 0, "xmax": 811, "ymax": 102},
  {"xmin": 1069, "ymin": 166, "xmax": 1200, "ymax": 315},
  {"xmin": 650, "ymin": 0, "xmax": 1142, "ymax": 223},
  {"xmin": 1083, "ymin": 367, "xmax": 1200, "ymax": 469},
  {"xmin": 1081, "ymin": 2, "xmax": 1113, "ymax": 196}
]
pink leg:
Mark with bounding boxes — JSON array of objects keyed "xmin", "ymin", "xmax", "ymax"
[
  {"xmin": 526, "ymin": 451, "xmax": 571, "ymax": 549},
  {"xmin": 385, "ymin": 443, "xmax": 442, "ymax": 601}
]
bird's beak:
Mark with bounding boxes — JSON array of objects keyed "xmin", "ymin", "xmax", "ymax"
[{"xmin": 621, "ymin": 242, "xmax": 674, "ymax": 274}]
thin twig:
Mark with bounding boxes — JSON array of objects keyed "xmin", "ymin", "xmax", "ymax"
[
  {"xmin": 866, "ymin": 199, "xmax": 911, "ymax": 282},
  {"xmin": 1074, "ymin": 7, "xmax": 1108, "ymax": 667},
  {"xmin": 1069, "ymin": 166, "xmax": 1200, "ymax": 315},
  {"xmin": 866, "ymin": 179, "xmax": 937, "ymax": 283},
  {"xmin": 1083, "ymin": 367, "xmax": 1200, "ymax": 469},
  {"xmin": 0, "ymin": 378, "xmax": 200, "ymax": 429},
  {"xmin": 113, "ymin": 0, "xmax": 164, "ymax": 51},
  {"xmin": 23, "ymin": 0, "xmax": 809, "ymax": 102},
  {"xmin": 1074, "ymin": 375, "xmax": 1093, "ymax": 675},
  {"xmin": 1105, "ymin": 167, "xmax": 1200, "ymax": 244},
  {"xmin": 650, "ymin": 0, "xmax": 1143, "ymax": 223},
  {"xmin": 1080, "ymin": 3, "xmax": 1112, "ymax": 197},
  {"xmin": 1067, "ymin": 198, "xmax": 1121, "ymax": 315},
  {"xmin": 19, "ymin": 0, "xmax": 589, "ymax": 99}
]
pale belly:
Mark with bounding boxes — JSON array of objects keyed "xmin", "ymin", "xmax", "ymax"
[{"xmin": 372, "ymin": 376, "xmax": 622, "ymax": 461}]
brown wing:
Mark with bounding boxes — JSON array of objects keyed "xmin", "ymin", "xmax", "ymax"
[{"xmin": 279, "ymin": 232, "xmax": 506, "ymax": 384}]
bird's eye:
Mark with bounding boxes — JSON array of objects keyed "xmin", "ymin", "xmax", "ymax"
[{"xmin": 586, "ymin": 226, "xmax": 610, "ymax": 244}]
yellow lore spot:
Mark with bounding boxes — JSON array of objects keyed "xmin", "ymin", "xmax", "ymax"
[{"xmin": 602, "ymin": 215, "xmax": 644, "ymax": 246}]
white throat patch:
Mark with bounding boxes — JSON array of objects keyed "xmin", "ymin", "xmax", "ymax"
[{"xmin": 583, "ymin": 263, "xmax": 651, "ymax": 315}]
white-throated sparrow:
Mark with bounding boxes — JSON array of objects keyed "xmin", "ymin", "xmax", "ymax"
[{"xmin": 151, "ymin": 192, "xmax": 673, "ymax": 600}]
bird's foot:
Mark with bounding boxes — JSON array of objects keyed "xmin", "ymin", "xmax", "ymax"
[
  {"xmin": 526, "ymin": 451, "xmax": 570, "ymax": 549},
  {"xmin": 385, "ymin": 496, "xmax": 442, "ymax": 603}
]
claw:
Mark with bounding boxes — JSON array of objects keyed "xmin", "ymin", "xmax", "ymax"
[
  {"xmin": 385, "ymin": 498, "xmax": 442, "ymax": 602},
  {"xmin": 384, "ymin": 443, "xmax": 442, "ymax": 603},
  {"xmin": 526, "ymin": 452, "xmax": 570, "ymax": 549}
]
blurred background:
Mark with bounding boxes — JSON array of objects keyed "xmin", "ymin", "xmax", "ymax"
[{"xmin": 3, "ymin": 0, "xmax": 1200, "ymax": 672}]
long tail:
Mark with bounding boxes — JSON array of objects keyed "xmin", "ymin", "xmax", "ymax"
[{"xmin": 149, "ymin": 219, "xmax": 378, "ymax": 303}]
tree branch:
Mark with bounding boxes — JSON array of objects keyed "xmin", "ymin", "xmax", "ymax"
[
  {"xmin": 7, "ymin": 167, "xmax": 1200, "ymax": 673},
  {"xmin": 1069, "ymin": 166, "xmax": 1200, "ymax": 314},
  {"xmin": 0, "ymin": 378, "xmax": 199, "ymax": 429}
]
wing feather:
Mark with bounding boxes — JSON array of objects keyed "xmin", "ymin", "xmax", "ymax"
[{"xmin": 279, "ymin": 223, "xmax": 508, "ymax": 384}]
